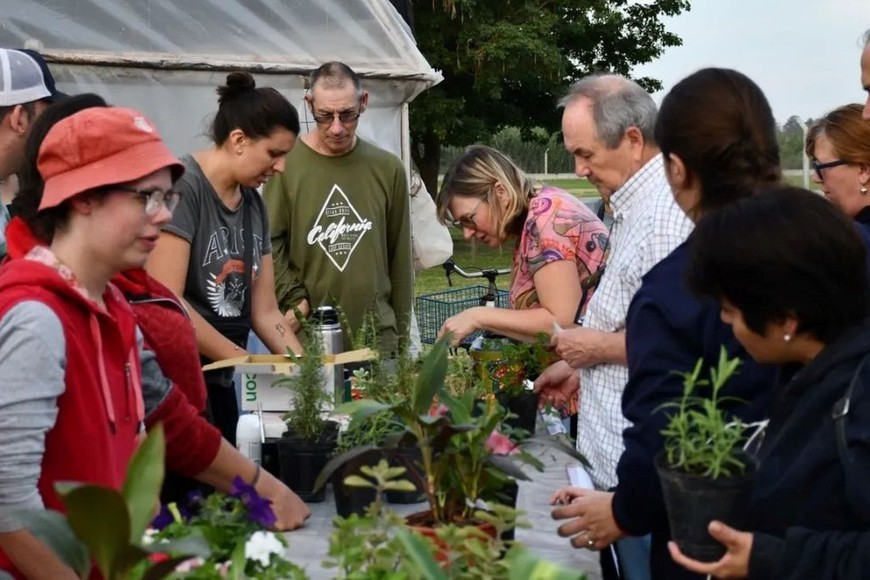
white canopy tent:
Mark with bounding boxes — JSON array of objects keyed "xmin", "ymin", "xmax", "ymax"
[{"xmin": 1, "ymin": 0, "xmax": 442, "ymax": 165}]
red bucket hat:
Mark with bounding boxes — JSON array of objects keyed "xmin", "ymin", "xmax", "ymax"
[{"xmin": 37, "ymin": 106, "xmax": 184, "ymax": 211}]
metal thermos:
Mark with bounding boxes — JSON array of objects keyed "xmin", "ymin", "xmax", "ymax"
[{"xmin": 311, "ymin": 306, "xmax": 344, "ymax": 405}]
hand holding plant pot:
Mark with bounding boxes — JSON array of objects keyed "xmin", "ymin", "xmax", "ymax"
[{"xmin": 656, "ymin": 347, "xmax": 755, "ymax": 562}]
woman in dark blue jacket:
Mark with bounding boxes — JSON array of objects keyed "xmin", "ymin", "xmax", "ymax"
[{"xmin": 671, "ymin": 188, "xmax": 870, "ymax": 580}]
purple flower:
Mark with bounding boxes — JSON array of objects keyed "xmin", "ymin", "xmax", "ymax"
[
  {"xmin": 230, "ymin": 476, "xmax": 277, "ymax": 528},
  {"xmin": 151, "ymin": 504, "xmax": 175, "ymax": 530}
]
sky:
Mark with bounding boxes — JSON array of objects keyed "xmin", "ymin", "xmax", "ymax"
[{"xmin": 631, "ymin": 0, "xmax": 869, "ymax": 125}]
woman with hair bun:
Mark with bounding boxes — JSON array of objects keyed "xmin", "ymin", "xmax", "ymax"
[
  {"xmin": 549, "ymin": 68, "xmax": 782, "ymax": 580},
  {"xmin": 147, "ymin": 71, "xmax": 303, "ymax": 446}
]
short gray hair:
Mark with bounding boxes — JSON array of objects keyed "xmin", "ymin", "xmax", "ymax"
[
  {"xmin": 864, "ymin": 28, "xmax": 870, "ymax": 48},
  {"xmin": 559, "ymin": 74, "xmax": 657, "ymax": 148}
]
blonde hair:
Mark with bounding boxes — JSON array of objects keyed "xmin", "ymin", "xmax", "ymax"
[
  {"xmin": 435, "ymin": 145, "xmax": 540, "ymax": 239},
  {"xmin": 805, "ymin": 103, "xmax": 870, "ymax": 166}
]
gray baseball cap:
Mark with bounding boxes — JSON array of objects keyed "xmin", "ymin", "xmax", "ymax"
[{"xmin": 0, "ymin": 48, "xmax": 53, "ymax": 107}]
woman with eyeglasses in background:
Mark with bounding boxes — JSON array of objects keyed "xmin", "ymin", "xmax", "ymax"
[
  {"xmin": 434, "ymin": 144, "xmax": 608, "ymax": 346},
  {"xmin": 805, "ymin": 104, "xmax": 870, "ymax": 259},
  {"xmin": 146, "ymin": 72, "xmax": 303, "ymax": 447},
  {"xmin": 549, "ymin": 68, "xmax": 781, "ymax": 580}
]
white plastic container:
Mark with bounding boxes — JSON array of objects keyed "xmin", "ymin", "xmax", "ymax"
[{"xmin": 236, "ymin": 413, "xmax": 262, "ymax": 464}]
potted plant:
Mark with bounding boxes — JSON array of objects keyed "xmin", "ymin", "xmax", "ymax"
[
  {"xmin": 473, "ymin": 334, "xmax": 556, "ymax": 436},
  {"xmin": 331, "ymin": 408, "xmax": 398, "ymax": 517},
  {"xmin": 656, "ymin": 347, "xmax": 755, "ymax": 562},
  {"xmin": 319, "ymin": 335, "xmax": 582, "ymax": 537},
  {"xmin": 276, "ymin": 322, "xmax": 339, "ymax": 503},
  {"xmin": 325, "ymin": 459, "xmax": 582, "ymax": 579}
]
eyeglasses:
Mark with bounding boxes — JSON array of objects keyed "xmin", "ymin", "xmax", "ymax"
[
  {"xmin": 310, "ymin": 109, "xmax": 361, "ymax": 126},
  {"xmin": 114, "ymin": 185, "xmax": 181, "ymax": 216},
  {"xmin": 449, "ymin": 199, "xmax": 485, "ymax": 230},
  {"xmin": 812, "ymin": 159, "xmax": 849, "ymax": 181}
]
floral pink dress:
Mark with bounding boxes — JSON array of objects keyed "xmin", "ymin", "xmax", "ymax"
[{"xmin": 509, "ymin": 187, "xmax": 607, "ymax": 312}]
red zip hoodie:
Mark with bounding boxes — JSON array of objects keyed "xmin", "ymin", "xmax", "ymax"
[
  {"xmin": 0, "ymin": 257, "xmax": 143, "ymax": 576},
  {"xmin": 6, "ymin": 217, "xmax": 221, "ymax": 477}
]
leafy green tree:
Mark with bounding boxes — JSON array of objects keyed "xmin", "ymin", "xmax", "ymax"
[
  {"xmin": 409, "ymin": 0, "xmax": 692, "ymax": 192},
  {"xmin": 778, "ymin": 115, "xmax": 806, "ymax": 169}
]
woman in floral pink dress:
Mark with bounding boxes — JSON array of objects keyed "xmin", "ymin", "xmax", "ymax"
[{"xmin": 435, "ymin": 145, "xmax": 607, "ymax": 345}]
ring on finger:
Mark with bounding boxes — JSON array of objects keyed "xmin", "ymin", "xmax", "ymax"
[{"xmin": 586, "ymin": 537, "xmax": 595, "ymax": 548}]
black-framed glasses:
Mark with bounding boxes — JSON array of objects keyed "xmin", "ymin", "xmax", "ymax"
[
  {"xmin": 310, "ymin": 109, "xmax": 361, "ymax": 126},
  {"xmin": 114, "ymin": 185, "xmax": 181, "ymax": 216},
  {"xmin": 812, "ymin": 159, "xmax": 849, "ymax": 181},
  {"xmin": 449, "ymin": 199, "xmax": 485, "ymax": 230}
]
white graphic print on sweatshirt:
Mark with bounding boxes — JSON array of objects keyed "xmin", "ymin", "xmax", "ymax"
[{"xmin": 306, "ymin": 184, "xmax": 373, "ymax": 272}]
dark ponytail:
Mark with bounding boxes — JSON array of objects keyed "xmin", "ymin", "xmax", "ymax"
[
  {"xmin": 655, "ymin": 68, "xmax": 781, "ymax": 217},
  {"xmin": 210, "ymin": 71, "xmax": 300, "ymax": 145}
]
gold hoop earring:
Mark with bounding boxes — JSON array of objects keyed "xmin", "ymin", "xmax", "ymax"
[{"xmin": 861, "ymin": 185, "xmax": 868, "ymax": 196}]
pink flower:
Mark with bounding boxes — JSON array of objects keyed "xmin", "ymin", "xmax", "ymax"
[
  {"xmin": 430, "ymin": 403, "xmax": 449, "ymax": 417},
  {"xmin": 485, "ymin": 431, "xmax": 517, "ymax": 455}
]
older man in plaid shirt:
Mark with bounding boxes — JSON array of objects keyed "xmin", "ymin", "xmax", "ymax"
[{"xmin": 536, "ymin": 74, "xmax": 692, "ymax": 580}]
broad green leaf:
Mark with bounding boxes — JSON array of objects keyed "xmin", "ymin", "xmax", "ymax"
[
  {"xmin": 122, "ymin": 425, "xmax": 165, "ymax": 543},
  {"xmin": 313, "ymin": 444, "xmax": 380, "ymax": 491},
  {"xmin": 396, "ymin": 529, "xmax": 447, "ymax": 580},
  {"xmin": 487, "ymin": 455, "xmax": 531, "ymax": 481},
  {"xmin": 383, "ymin": 480, "xmax": 417, "ymax": 492},
  {"xmin": 59, "ymin": 486, "xmax": 130, "ymax": 579},
  {"xmin": 343, "ymin": 475, "xmax": 375, "ymax": 488},
  {"xmin": 437, "ymin": 389, "xmax": 469, "ymax": 424},
  {"xmin": 412, "ymin": 335, "xmax": 449, "ymax": 415},
  {"xmin": 16, "ymin": 509, "xmax": 89, "ymax": 578}
]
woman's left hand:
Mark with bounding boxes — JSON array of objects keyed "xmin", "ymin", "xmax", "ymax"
[
  {"xmin": 438, "ymin": 307, "xmax": 484, "ymax": 345},
  {"xmin": 550, "ymin": 489, "xmax": 625, "ymax": 550},
  {"xmin": 668, "ymin": 521, "xmax": 752, "ymax": 579}
]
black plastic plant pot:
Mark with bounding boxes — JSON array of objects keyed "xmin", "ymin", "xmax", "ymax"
[
  {"xmin": 385, "ymin": 445, "xmax": 427, "ymax": 504},
  {"xmin": 261, "ymin": 439, "xmax": 281, "ymax": 478},
  {"xmin": 655, "ymin": 452, "xmax": 756, "ymax": 562},
  {"xmin": 277, "ymin": 423, "xmax": 339, "ymax": 503},
  {"xmin": 496, "ymin": 391, "xmax": 539, "ymax": 436},
  {"xmin": 332, "ymin": 449, "xmax": 383, "ymax": 517}
]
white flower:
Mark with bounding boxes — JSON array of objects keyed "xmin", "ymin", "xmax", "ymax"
[
  {"xmin": 174, "ymin": 557, "xmax": 205, "ymax": 572},
  {"xmin": 244, "ymin": 531, "xmax": 284, "ymax": 567},
  {"xmin": 141, "ymin": 528, "xmax": 158, "ymax": 546}
]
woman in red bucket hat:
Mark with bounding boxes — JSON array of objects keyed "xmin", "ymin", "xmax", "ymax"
[{"xmin": 0, "ymin": 106, "xmax": 183, "ymax": 577}]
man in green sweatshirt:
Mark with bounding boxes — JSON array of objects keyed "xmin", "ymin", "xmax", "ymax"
[{"xmin": 264, "ymin": 62, "xmax": 413, "ymax": 354}]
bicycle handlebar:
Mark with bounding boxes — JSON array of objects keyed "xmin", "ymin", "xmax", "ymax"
[{"xmin": 442, "ymin": 259, "xmax": 510, "ymax": 288}]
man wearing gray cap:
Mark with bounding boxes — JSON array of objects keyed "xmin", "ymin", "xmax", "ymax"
[{"xmin": 0, "ymin": 48, "xmax": 64, "ymax": 256}]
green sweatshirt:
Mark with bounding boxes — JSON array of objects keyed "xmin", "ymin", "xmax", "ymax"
[{"xmin": 264, "ymin": 138, "xmax": 413, "ymax": 354}]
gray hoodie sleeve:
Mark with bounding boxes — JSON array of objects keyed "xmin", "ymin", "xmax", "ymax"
[
  {"xmin": 0, "ymin": 301, "xmax": 65, "ymax": 533},
  {"xmin": 137, "ymin": 326, "xmax": 173, "ymax": 419}
]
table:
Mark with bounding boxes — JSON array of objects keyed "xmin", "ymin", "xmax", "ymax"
[{"xmin": 281, "ymin": 441, "xmax": 603, "ymax": 579}]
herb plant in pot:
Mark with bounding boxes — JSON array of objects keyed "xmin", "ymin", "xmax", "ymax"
[
  {"xmin": 277, "ymin": 324, "xmax": 338, "ymax": 503},
  {"xmin": 656, "ymin": 347, "xmax": 755, "ymax": 562}
]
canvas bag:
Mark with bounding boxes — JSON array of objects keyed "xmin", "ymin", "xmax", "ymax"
[{"xmin": 409, "ymin": 170, "xmax": 452, "ymax": 271}]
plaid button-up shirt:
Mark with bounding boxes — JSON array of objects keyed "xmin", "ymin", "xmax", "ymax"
[{"xmin": 578, "ymin": 154, "xmax": 693, "ymax": 490}]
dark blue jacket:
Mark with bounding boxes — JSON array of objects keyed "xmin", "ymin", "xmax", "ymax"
[
  {"xmin": 617, "ymin": 241, "xmax": 777, "ymax": 580},
  {"xmin": 747, "ymin": 319, "xmax": 870, "ymax": 580},
  {"xmin": 854, "ymin": 207, "xmax": 870, "ymax": 275}
]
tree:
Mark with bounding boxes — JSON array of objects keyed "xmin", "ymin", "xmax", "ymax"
[{"xmin": 409, "ymin": 0, "xmax": 692, "ymax": 193}]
